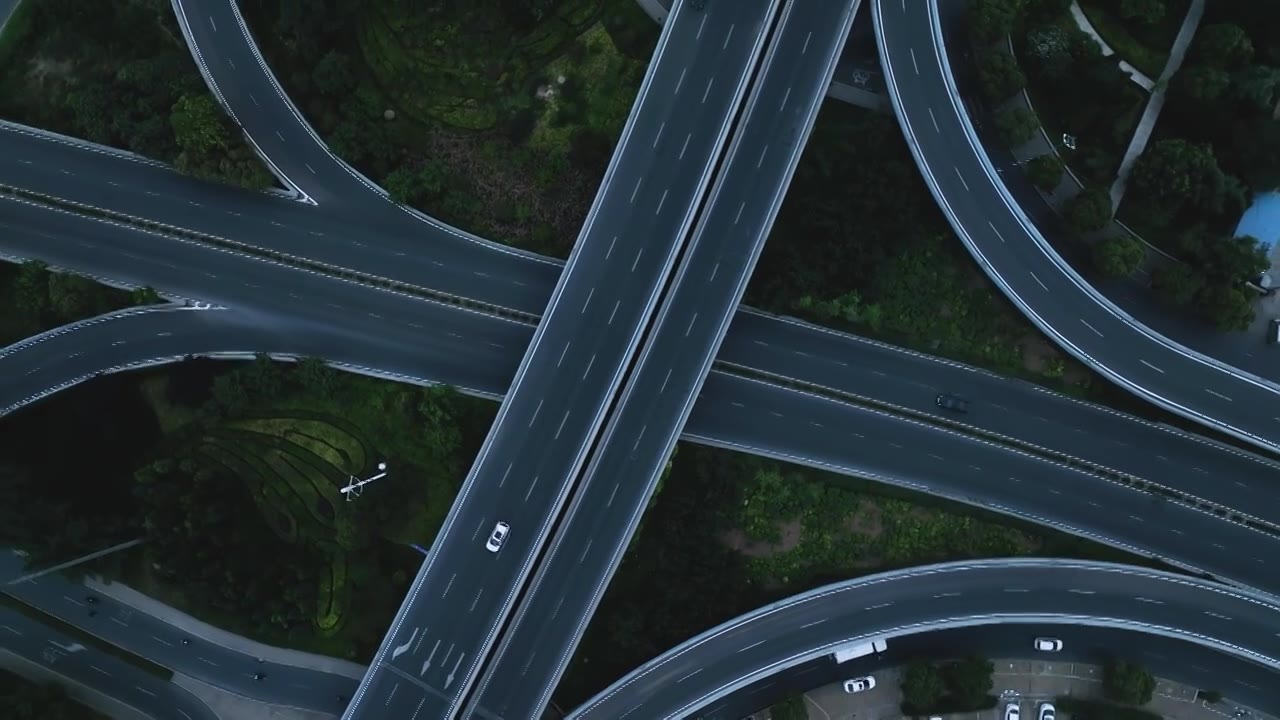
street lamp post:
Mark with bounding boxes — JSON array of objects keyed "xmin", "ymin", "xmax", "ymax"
[{"xmin": 340, "ymin": 462, "xmax": 389, "ymax": 501}]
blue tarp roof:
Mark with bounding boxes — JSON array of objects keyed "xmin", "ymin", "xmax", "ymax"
[{"xmin": 1236, "ymin": 190, "xmax": 1280, "ymax": 253}]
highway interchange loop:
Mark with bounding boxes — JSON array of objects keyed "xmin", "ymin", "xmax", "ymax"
[{"xmin": 3, "ymin": 0, "xmax": 1280, "ymax": 716}]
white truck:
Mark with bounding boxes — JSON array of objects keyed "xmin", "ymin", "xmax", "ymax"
[{"xmin": 831, "ymin": 638, "xmax": 888, "ymax": 663}]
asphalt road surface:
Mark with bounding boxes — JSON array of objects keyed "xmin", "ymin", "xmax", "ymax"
[
  {"xmin": 0, "ymin": 552, "xmax": 355, "ymax": 714},
  {"xmin": 874, "ymin": 0, "xmax": 1280, "ymax": 453},
  {"xmin": 9, "ymin": 110, "xmax": 1280, "ymax": 530},
  {"xmin": 0, "ymin": 604, "xmax": 220, "ymax": 720},
  {"xmin": 6, "ymin": 199, "xmax": 1280, "ymax": 597},
  {"xmin": 460, "ymin": 2, "xmax": 859, "ymax": 718},
  {"xmin": 8, "ymin": 184, "xmax": 1280, "ymax": 546},
  {"xmin": 566, "ymin": 559, "xmax": 1280, "ymax": 720},
  {"xmin": 0, "ymin": 121, "xmax": 561, "ymax": 315},
  {"xmin": 344, "ymin": 2, "xmax": 787, "ymax": 718}
]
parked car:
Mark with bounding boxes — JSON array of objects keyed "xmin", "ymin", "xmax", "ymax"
[
  {"xmin": 1039, "ymin": 702, "xmax": 1056, "ymax": 720},
  {"xmin": 843, "ymin": 676, "xmax": 876, "ymax": 693},
  {"xmin": 485, "ymin": 521, "xmax": 510, "ymax": 553},
  {"xmin": 1005, "ymin": 702, "xmax": 1021, "ymax": 720},
  {"xmin": 936, "ymin": 393, "xmax": 970, "ymax": 413},
  {"xmin": 1267, "ymin": 318, "xmax": 1280, "ymax": 345},
  {"xmin": 1034, "ymin": 637, "xmax": 1063, "ymax": 652}
]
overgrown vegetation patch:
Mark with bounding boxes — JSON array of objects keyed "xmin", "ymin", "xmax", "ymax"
[
  {"xmin": 243, "ymin": 0, "xmax": 656, "ymax": 255},
  {"xmin": 0, "ymin": 0, "xmax": 272, "ymax": 189}
]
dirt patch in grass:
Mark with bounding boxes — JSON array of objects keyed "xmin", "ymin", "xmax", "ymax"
[
  {"xmin": 423, "ymin": 128, "xmax": 595, "ymax": 247},
  {"xmin": 844, "ymin": 500, "xmax": 884, "ymax": 540},
  {"xmin": 1018, "ymin": 334, "xmax": 1094, "ymax": 386},
  {"xmin": 721, "ymin": 519, "xmax": 804, "ymax": 558}
]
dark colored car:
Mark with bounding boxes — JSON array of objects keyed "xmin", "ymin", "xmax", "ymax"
[
  {"xmin": 936, "ymin": 393, "xmax": 970, "ymax": 413},
  {"xmin": 689, "ymin": 0, "xmax": 706, "ymax": 9}
]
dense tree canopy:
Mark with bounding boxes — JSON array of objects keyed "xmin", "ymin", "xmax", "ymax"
[
  {"xmin": 1067, "ymin": 187, "xmax": 1114, "ymax": 233},
  {"xmin": 1092, "ymin": 235, "xmax": 1145, "ymax": 278},
  {"xmin": 1103, "ymin": 659, "xmax": 1157, "ymax": 705},
  {"xmin": 0, "ymin": 0, "xmax": 270, "ymax": 189}
]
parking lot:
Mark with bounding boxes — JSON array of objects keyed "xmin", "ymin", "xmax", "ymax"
[{"xmin": 796, "ymin": 658, "xmax": 1268, "ymax": 720}]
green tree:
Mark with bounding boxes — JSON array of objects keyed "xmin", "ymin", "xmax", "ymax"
[
  {"xmin": 46, "ymin": 271, "xmax": 103, "ymax": 321},
  {"xmin": 1194, "ymin": 23, "xmax": 1254, "ymax": 68},
  {"xmin": 1119, "ymin": 0, "xmax": 1165, "ymax": 24},
  {"xmin": 1151, "ymin": 262, "xmax": 1202, "ymax": 306},
  {"xmin": 1067, "ymin": 187, "xmax": 1113, "ymax": 233},
  {"xmin": 1177, "ymin": 64, "xmax": 1231, "ymax": 102},
  {"xmin": 968, "ymin": 0, "xmax": 1022, "ymax": 44},
  {"xmin": 1024, "ymin": 24, "xmax": 1072, "ymax": 80},
  {"xmin": 1199, "ymin": 234, "xmax": 1269, "ymax": 285},
  {"xmin": 312, "ymin": 50, "xmax": 355, "ymax": 98},
  {"xmin": 976, "ymin": 49, "xmax": 1026, "ymax": 101},
  {"xmin": 943, "ymin": 656, "xmax": 995, "ymax": 706},
  {"xmin": 1198, "ymin": 690, "xmax": 1223, "ymax": 704},
  {"xmin": 1103, "ymin": 659, "xmax": 1156, "ymax": 705},
  {"xmin": 1130, "ymin": 139, "xmax": 1226, "ymax": 217},
  {"xmin": 1093, "ymin": 235, "xmax": 1145, "ymax": 277},
  {"xmin": 1027, "ymin": 153, "xmax": 1064, "ymax": 191},
  {"xmin": 170, "ymin": 94, "xmax": 227, "ymax": 155},
  {"xmin": 295, "ymin": 357, "xmax": 338, "ymax": 394},
  {"xmin": 1230, "ymin": 64, "xmax": 1280, "ymax": 110},
  {"xmin": 1025, "ymin": 0, "xmax": 1072, "ymax": 24},
  {"xmin": 901, "ymin": 660, "xmax": 947, "ymax": 710},
  {"xmin": 130, "ymin": 286, "xmax": 163, "ymax": 306},
  {"xmin": 996, "ymin": 107, "xmax": 1040, "ymax": 146},
  {"xmin": 384, "ymin": 160, "xmax": 449, "ymax": 207},
  {"xmin": 13, "ymin": 260, "xmax": 50, "ymax": 320},
  {"xmin": 769, "ymin": 695, "xmax": 807, "ymax": 720}
]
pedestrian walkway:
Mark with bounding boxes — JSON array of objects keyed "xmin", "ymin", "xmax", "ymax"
[
  {"xmin": 1109, "ymin": 0, "xmax": 1205, "ymax": 208},
  {"xmin": 85, "ymin": 576, "xmax": 367, "ymax": 680},
  {"xmin": 800, "ymin": 658, "xmax": 1279, "ymax": 720},
  {"xmin": 1068, "ymin": 2, "xmax": 1155, "ymax": 90}
]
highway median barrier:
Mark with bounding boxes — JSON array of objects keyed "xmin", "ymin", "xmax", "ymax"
[
  {"xmin": 718, "ymin": 361, "xmax": 1280, "ymax": 544},
  {"xmin": 0, "ymin": 184, "xmax": 540, "ymax": 326}
]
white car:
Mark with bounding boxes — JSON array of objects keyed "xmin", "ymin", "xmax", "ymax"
[
  {"xmin": 843, "ymin": 676, "xmax": 876, "ymax": 693},
  {"xmin": 1005, "ymin": 702, "xmax": 1021, "ymax": 720},
  {"xmin": 485, "ymin": 522, "xmax": 510, "ymax": 552},
  {"xmin": 1039, "ymin": 702, "xmax": 1056, "ymax": 720},
  {"xmin": 1034, "ymin": 637, "xmax": 1063, "ymax": 652}
]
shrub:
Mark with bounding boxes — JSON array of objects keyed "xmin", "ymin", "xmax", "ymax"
[
  {"xmin": 1067, "ymin": 187, "xmax": 1113, "ymax": 233},
  {"xmin": 1027, "ymin": 154, "xmax": 1064, "ymax": 190},
  {"xmin": 996, "ymin": 106, "xmax": 1040, "ymax": 146},
  {"xmin": 1092, "ymin": 236, "xmax": 1145, "ymax": 277},
  {"xmin": 1102, "ymin": 658, "xmax": 1156, "ymax": 705},
  {"xmin": 976, "ymin": 49, "xmax": 1027, "ymax": 102}
]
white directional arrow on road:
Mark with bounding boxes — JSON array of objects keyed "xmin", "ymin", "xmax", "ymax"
[
  {"xmin": 419, "ymin": 640, "xmax": 440, "ymax": 677},
  {"xmin": 444, "ymin": 653, "xmax": 466, "ymax": 690},
  {"xmin": 391, "ymin": 627, "xmax": 419, "ymax": 661}
]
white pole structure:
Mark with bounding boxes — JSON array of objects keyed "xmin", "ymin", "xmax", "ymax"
[
  {"xmin": 6, "ymin": 538, "xmax": 146, "ymax": 585},
  {"xmin": 341, "ymin": 462, "xmax": 389, "ymax": 501}
]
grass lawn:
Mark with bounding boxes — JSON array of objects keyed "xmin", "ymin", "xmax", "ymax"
[
  {"xmin": 722, "ymin": 460, "xmax": 1162, "ymax": 592},
  {"xmin": 115, "ymin": 367, "xmax": 495, "ymax": 659},
  {"xmin": 1077, "ymin": 0, "xmax": 1192, "ymax": 80}
]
